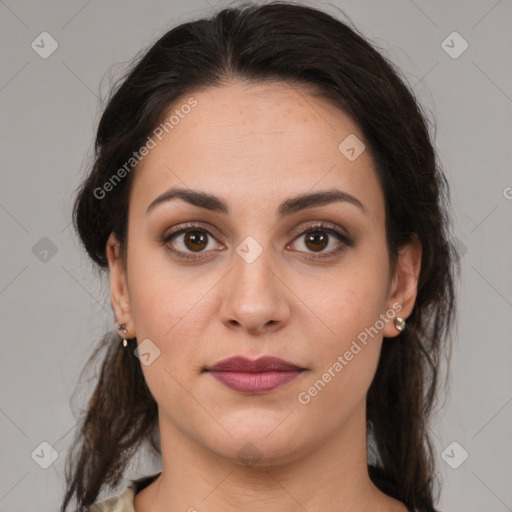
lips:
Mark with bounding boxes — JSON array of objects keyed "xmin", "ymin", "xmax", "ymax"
[
  {"xmin": 205, "ymin": 356, "xmax": 305, "ymax": 394},
  {"xmin": 207, "ymin": 356, "xmax": 303, "ymax": 373}
]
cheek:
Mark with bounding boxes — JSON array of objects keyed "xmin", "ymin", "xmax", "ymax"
[
  {"xmin": 125, "ymin": 242, "xmax": 219, "ymax": 381},
  {"xmin": 296, "ymin": 283, "xmax": 385, "ymax": 419},
  {"xmin": 296, "ymin": 252, "xmax": 389, "ymax": 405},
  {"xmin": 126, "ymin": 253, "xmax": 207, "ymax": 404},
  {"xmin": 126, "ymin": 238, "xmax": 197, "ymax": 334},
  {"xmin": 304, "ymin": 252, "xmax": 389, "ymax": 347}
]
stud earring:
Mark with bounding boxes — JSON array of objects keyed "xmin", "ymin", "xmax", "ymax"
[
  {"xmin": 394, "ymin": 317, "xmax": 406, "ymax": 332},
  {"xmin": 117, "ymin": 322, "xmax": 128, "ymax": 347}
]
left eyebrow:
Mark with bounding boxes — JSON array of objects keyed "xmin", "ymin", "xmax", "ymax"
[{"xmin": 146, "ymin": 187, "xmax": 366, "ymax": 217}]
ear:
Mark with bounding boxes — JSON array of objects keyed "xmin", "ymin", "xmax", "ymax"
[
  {"xmin": 382, "ymin": 235, "xmax": 422, "ymax": 338},
  {"xmin": 106, "ymin": 232, "xmax": 134, "ymax": 338}
]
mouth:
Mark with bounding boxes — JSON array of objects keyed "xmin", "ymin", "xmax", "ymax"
[{"xmin": 203, "ymin": 356, "xmax": 306, "ymax": 394}]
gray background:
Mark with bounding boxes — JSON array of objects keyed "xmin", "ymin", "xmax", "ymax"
[{"xmin": 1, "ymin": 0, "xmax": 511, "ymax": 511}]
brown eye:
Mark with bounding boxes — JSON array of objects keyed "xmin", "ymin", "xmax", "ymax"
[
  {"xmin": 161, "ymin": 224, "xmax": 220, "ymax": 260},
  {"xmin": 183, "ymin": 230, "xmax": 209, "ymax": 252},
  {"xmin": 162, "ymin": 222, "xmax": 352, "ymax": 262},
  {"xmin": 289, "ymin": 223, "xmax": 353, "ymax": 261},
  {"xmin": 304, "ymin": 230, "xmax": 329, "ymax": 252}
]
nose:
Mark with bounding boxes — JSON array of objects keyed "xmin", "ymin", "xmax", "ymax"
[{"xmin": 218, "ymin": 243, "xmax": 290, "ymax": 336}]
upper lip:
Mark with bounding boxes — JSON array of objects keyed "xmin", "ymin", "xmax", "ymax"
[{"xmin": 206, "ymin": 356, "xmax": 304, "ymax": 373}]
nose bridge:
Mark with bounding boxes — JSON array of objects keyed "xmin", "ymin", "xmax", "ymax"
[
  {"xmin": 218, "ymin": 234, "xmax": 288, "ymax": 332},
  {"xmin": 232, "ymin": 235, "xmax": 278, "ymax": 306}
]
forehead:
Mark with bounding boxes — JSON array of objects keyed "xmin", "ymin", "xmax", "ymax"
[{"xmin": 130, "ymin": 81, "xmax": 383, "ymax": 221}]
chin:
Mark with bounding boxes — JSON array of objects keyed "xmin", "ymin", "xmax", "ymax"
[{"xmin": 203, "ymin": 413, "xmax": 310, "ymax": 467}]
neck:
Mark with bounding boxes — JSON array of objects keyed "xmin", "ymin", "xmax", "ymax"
[{"xmin": 135, "ymin": 405, "xmax": 405, "ymax": 512}]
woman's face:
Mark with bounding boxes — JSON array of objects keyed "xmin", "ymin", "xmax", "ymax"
[{"xmin": 107, "ymin": 80, "xmax": 420, "ymax": 466}]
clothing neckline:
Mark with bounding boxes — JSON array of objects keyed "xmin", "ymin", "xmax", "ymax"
[
  {"xmin": 126, "ymin": 471, "xmax": 416, "ymax": 512},
  {"xmin": 129, "ymin": 471, "xmax": 162, "ymax": 496}
]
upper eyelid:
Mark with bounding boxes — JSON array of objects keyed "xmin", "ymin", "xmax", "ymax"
[
  {"xmin": 164, "ymin": 222, "xmax": 221, "ymax": 241},
  {"xmin": 164, "ymin": 221, "xmax": 347, "ymax": 245}
]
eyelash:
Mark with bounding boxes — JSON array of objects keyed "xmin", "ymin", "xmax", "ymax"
[{"xmin": 160, "ymin": 222, "xmax": 353, "ymax": 261}]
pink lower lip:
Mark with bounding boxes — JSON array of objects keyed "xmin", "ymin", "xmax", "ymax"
[{"xmin": 208, "ymin": 370, "xmax": 303, "ymax": 394}]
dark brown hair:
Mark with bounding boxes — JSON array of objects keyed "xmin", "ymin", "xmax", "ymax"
[{"xmin": 61, "ymin": 2, "xmax": 459, "ymax": 511}]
